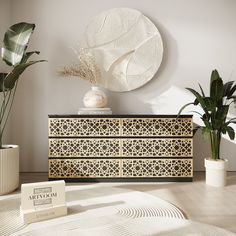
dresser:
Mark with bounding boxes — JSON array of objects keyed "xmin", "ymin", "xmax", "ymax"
[{"xmin": 48, "ymin": 115, "xmax": 193, "ymax": 182}]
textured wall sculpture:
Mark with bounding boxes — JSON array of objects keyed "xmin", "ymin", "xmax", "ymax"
[{"xmin": 84, "ymin": 8, "xmax": 163, "ymax": 91}]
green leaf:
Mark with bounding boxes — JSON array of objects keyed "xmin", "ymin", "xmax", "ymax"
[
  {"xmin": 186, "ymin": 88, "xmax": 206, "ymax": 110},
  {"xmin": 228, "ymin": 84, "xmax": 236, "ymax": 98},
  {"xmin": 210, "ymin": 69, "xmax": 220, "ymax": 85},
  {"xmin": 225, "ymin": 126, "xmax": 235, "ymax": 140},
  {"xmin": 1, "ymin": 22, "xmax": 35, "ymax": 66},
  {"xmin": 3, "ymin": 60, "xmax": 46, "ymax": 90},
  {"xmin": 194, "ymin": 98, "xmax": 199, "ymax": 105},
  {"xmin": 212, "ymin": 105, "xmax": 229, "ymax": 130},
  {"xmin": 203, "ymin": 97, "xmax": 215, "ymax": 111},
  {"xmin": 198, "ymin": 83, "xmax": 205, "ymax": 97},
  {"xmin": 21, "ymin": 51, "xmax": 40, "ymax": 63},
  {"xmin": 177, "ymin": 102, "xmax": 194, "ymax": 117},
  {"xmin": 225, "ymin": 118, "xmax": 236, "ymax": 126},
  {"xmin": 201, "ymin": 115, "xmax": 211, "ymax": 129},
  {"xmin": 210, "ymin": 77, "xmax": 224, "ymax": 102},
  {"xmin": 223, "ymin": 81, "xmax": 234, "ymax": 97}
]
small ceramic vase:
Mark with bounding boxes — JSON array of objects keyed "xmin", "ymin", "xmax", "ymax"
[{"xmin": 83, "ymin": 86, "xmax": 108, "ymax": 108}]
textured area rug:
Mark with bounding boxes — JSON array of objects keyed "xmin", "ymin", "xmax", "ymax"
[
  {"xmin": 1, "ymin": 185, "xmax": 235, "ymax": 236},
  {"xmin": 1, "ymin": 185, "xmax": 184, "ymax": 235},
  {"xmin": 18, "ymin": 216, "xmax": 236, "ymax": 236},
  {"xmin": 0, "ymin": 197, "xmax": 26, "ymax": 236}
]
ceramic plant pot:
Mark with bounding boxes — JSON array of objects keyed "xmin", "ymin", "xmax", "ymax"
[
  {"xmin": 204, "ymin": 158, "xmax": 228, "ymax": 187},
  {"xmin": 83, "ymin": 86, "xmax": 108, "ymax": 108},
  {"xmin": 0, "ymin": 145, "xmax": 19, "ymax": 195}
]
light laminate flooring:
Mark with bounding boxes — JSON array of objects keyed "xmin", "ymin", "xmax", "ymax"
[{"xmin": 6, "ymin": 171, "xmax": 236, "ymax": 233}]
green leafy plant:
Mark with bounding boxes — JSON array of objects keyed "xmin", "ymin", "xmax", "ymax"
[
  {"xmin": 0, "ymin": 22, "xmax": 45, "ymax": 148},
  {"xmin": 178, "ymin": 69, "xmax": 236, "ymax": 160}
]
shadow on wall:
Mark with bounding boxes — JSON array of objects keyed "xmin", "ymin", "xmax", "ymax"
[{"xmin": 147, "ymin": 84, "xmax": 236, "ymax": 171}]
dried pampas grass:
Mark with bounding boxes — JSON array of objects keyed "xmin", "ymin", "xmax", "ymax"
[{"xmin": 59, "ymin": 48, "xmax": 101, "ymax": 85}]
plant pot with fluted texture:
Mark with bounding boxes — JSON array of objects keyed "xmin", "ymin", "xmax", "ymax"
[
  {"xmin": 0, "ymin": 145, "xmax": 19, "ymax": 195},
  {"xmin": 204, "ymin": 158, "xmax": 228, "ymax": 187}
]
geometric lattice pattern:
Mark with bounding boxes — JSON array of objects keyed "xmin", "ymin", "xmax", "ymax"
[
  {"xmin": 49, "ymin": 138, "xmax": 192, "ymax": 158},
  {"xmin": 122, "ymin": 139, "xmax": 192, "ymax": 157},
  {"xmin": 122, "ymin": 159, "xmax": 192, "ymax": 177},
  {"xmin": 49, "ymin": 159, "xmax": 120, "ymax": 178},
  {"xmin": 122, "ymin": 118, "xmax": 192, "ymax": 137},
  {"xmin": 48, "ymin": 115, "xmax": 193, "ymax": 180},
  {"xmin": 49, "ymin": 118, "xmax": 120, "ymax": 137},
  {"xmin": 49, "ymin": 138, "xmax": 120, "ymax": 157},
  {"xmin": 48, "ymin": 159, "xmax": 192, "ymax": 178},
  {"xmin": 49, "ymin": 117, "xmax": 192, "ymax": 137}
]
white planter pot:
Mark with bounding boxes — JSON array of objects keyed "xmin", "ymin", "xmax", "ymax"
[
  {"xmin": 0, "ymin": 145, "xmax": 19, "ymax": 195},
  {"xmin": 204, "ymin": 158, "xmax": 228, "ymax": 187},
  {"xmin": 83, "ymin": 86, "xmax": 108, "ymax": 108}
]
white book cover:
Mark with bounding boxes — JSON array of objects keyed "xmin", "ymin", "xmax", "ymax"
[{"xmin": 20, "ymin": 180, "xmax": 67, "ymax": 223}]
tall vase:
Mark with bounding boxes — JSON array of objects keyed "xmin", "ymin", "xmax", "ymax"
[{"xmin": 83, "ymin": 86, "xmax": 108, "ymax": 108}]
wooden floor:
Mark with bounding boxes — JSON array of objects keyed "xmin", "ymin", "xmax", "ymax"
[{"xmin": 17, "ymin": 171, "xmax": 236, "ymax": 233}]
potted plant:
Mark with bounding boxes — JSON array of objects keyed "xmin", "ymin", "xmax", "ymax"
[
  {"xmin": 178, "ymin": 69, "xmax": 236, "ymax": 187},
  {"xmin": 0, "ymin": 22, "xmax": 45, "ymax": 195}
]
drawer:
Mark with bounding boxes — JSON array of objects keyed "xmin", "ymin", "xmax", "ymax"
[
  {"xmin": 49, "ymin": 118, "xmax": 120, "ymax": 137},
  {"xmin": 48, "ymin": 158, "xmax": 192, "ymax": 178},
  {"xmin": 121, "ymin": 118, "xmax": 192, "ymax": 137},
  {"xmin": 49, "ymin": 117, "xmax": 193, "ymax": 137},
  {"xmin": 49, "ymin": 138, "xmax": 120, "ymax": 157},
  {"xmin": 122, "ymin": 138, "xmax": 193, "ymax": 157},
  {"xmin": 122, "ymin": 159, "xmax": 193, "ymax": 177},
  {"xmin": 49, "ymin": 159, "xmax": 120, "ymax": 178},
  {"xmin": 49, "ymin": 138, "xmax": 192, "ymax": 158}
]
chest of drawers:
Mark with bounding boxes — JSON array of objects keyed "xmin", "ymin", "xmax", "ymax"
[{"xmin": 48, "ymin": 115, "xmax": 193, "ymax": 182}]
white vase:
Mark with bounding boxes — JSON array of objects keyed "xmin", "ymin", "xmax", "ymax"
[
  {"xmin": 83, "ymin": 86, "xmax": 108, "ymax": 108},
  {"xmin": 0, "ymin": 145, "xmax": 19, "ymax": 195},
  {"xmin": 204, "ymin": 158, "xmax": 228, "ymax": 187}
]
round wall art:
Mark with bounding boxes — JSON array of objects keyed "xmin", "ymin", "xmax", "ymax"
[{"xmin": 84, "ymin": 8, "xmax": 163, "ymax": 92}]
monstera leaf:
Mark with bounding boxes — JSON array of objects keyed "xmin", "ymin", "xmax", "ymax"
[{"xmin": 1, "ymin": 22, "xmax": 35, "ymax": 66}]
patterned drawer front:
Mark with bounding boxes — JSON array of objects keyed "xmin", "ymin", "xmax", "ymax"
[
  {"xmin": 49, "ymin": 139, "xmax": 120, "ymax": 157},
  {"xmin": 121, "ymin": 118, "xmax": 192, "ymax": 137},
  {"xmin": 49, "ymin": 118, "xmax": 120, "ymax": 137},
  {"xmin": 122, "ymin": 139, "xmax": 192, "ymax": 157},
  {"xmin": 122, "ymin": 159, "xmax": 192, "ymax": 177},
  {"xmin": 49, "ymin": 159, "xmax": 120, "ymax": 178}
]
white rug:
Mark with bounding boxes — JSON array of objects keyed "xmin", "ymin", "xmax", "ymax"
[{"xmin": 1, "ymin": 185, "xmax": 235, "ymax": 236}]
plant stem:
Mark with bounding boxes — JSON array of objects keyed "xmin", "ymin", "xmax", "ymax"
[
  {"xmin": 210, "ymin": 130, "xmax": 221, "ymax": 160},
  {"xmin": 1, "ymin": 81, "xmax": 18, "ymax": 145}
]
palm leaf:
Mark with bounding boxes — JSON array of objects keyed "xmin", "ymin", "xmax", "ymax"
[
  {"xmin": 177, "ymin": 102, "xmax": 194, "ymax": 118},
  {"xmin": 185, "ymin": 88, "xmax": 209, "ymax": 116},
  {"xmin": 228, "ymin": 84, "xmax": 236, "ymax": 98},
  {"xmin": 198, "ymin": 83, "xmax": 205, "ymax": 97},
  {"xmin": 3, "ymin": 60, "xmax": 45, "ymax": 90},
  {"xmin": 210, "ymin": 69, "xmax": 220, "ymax": 85},
  {"xmin": 21, "ymin": 51, "xmax": 40, "ymax": 63},
  {"xmin": 225, "ymin": 126, "xmax": 235, "ymax": 140},
  {"xmin": 1, "ymin": 22, "xmax": 35, "ymax": 66},
  {"xmin": 223, "ymin": 81, "xmax": 234, "ymax": 97},
  {"xmin": 210, "ymin": 77, "xmax": 224, "ymax": 102}
]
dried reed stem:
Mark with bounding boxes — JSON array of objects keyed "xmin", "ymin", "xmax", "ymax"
[{"xmin": 59, "ymin": 48, "xmax": 101, "ymax": 85}]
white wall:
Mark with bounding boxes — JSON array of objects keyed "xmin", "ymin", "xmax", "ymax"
[
  {"xmin": 7, "ymin": 0, "xmax": 236, "ymax": 171},
  {"xmin": 0, "ymin": 0, "xmax": 11, "ymax": 144}
]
